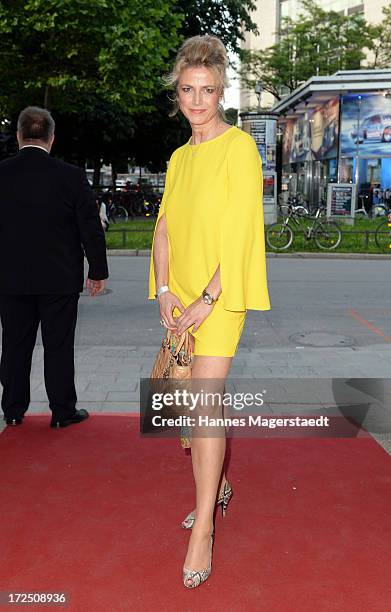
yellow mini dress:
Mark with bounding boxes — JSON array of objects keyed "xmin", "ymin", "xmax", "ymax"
[{"xmin": 148, "ymin": 125, "xmax": 271, "ymax": 357}]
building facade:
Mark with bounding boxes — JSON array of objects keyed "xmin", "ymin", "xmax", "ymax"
[{"xmin": 240, "ymin": 0, "xmax": 389, "ymax": 111}]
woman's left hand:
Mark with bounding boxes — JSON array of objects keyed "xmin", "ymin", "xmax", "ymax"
[{"xmin": 175, "ymin": 296, "xmax": 213, "ymax": 335}]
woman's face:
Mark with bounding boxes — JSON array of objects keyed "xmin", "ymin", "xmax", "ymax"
[{"xmin": 178, "ymin": 66, "xmax": 222, "ymax": 126}]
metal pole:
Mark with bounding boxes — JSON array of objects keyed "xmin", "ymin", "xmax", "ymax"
[
  {"xmin": 355, "ymin": 96, "xmax": 361, "ymax": 209},
  {"xmin": 316, "ymin": 43, "xmax": 320, "ymax": 76},
  {"xmin": 255, "ymin": 81, "xmax": 263, "ymax": 110},
  {"xmin": 336, "ymin": 94, "xmax": 342, "ymax": 184}
]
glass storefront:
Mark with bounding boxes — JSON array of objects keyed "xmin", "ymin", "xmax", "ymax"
[
  {"xmin": 280, "ymin": 92, "xmax": 391, "ymax": 211},
  {"xmin": 280, "ymin": 96, "xmax": 339, "ymax": 204}
]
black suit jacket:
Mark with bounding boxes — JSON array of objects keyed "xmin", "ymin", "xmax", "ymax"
[{"xmin": 0, "ymin": 147, "xmax": 108, "ymax": 294}]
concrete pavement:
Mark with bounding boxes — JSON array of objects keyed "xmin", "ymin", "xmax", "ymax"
[{"xmin": 1, "ymin": 255, "xmax": 391, "ymax": 451}]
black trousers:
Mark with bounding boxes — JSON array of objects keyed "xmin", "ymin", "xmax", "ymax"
[{"xmin": 0, "ymin": 294, "xmax": 80, "ymax": 420}]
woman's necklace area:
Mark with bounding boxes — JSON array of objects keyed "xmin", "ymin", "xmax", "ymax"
[{"xmin": 190, "ymin": 123, "xmax": 227, "ymax": 156}]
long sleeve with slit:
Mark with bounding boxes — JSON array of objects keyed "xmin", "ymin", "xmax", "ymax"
[
  {"xmin": 148, "ymin": 126, "xmax": 271, "ymax": 357},
  {"xmin": 148, "ymin": 151, "xmax": 175, "ymax": 299},
  {"xmin": 220, "ymin": 133, "xmax": 269, "ymax": 311}
]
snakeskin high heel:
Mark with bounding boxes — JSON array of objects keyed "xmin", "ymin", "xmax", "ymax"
[
  {"xmin": 181, "ymin": 481, "xmax": 233, "ymax": 529},
  {"xmin": 183, "ymin": 532, "xmax": 214, "ymax": 589}
]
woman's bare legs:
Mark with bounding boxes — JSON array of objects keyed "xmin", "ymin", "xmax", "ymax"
[{"xmin": 183, "ymin": 355, "xmax": 232, "ymax": 575}]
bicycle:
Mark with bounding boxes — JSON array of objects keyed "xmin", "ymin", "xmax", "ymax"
[
  {"xmin": 374, "ymin": 212, "xmax": 391, "ymax": 253},
  {"xmin": 106, "ymin": 199, "xmax": 129, "ymax": 223},
  {"xmin": 124, "ymin": 185, "xmax": 160, "ymax": 218},
  {"xmin": 278, "ymin": 193, "xmax": 309, "ymax": 218},
  {"xmin": 356, "ymin": 194, "xmax": 389, "ymax": 218},
  {"xmin": 266, "ymin": 204, "xmax": 342, "ymax": 251},
  {"xmin": 97, "ymin": 191, "xmax": 129, "ymax": 223}
]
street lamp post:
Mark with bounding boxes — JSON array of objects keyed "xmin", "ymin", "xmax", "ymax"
[
  {"xmin": 255, "ymin": 81, "xmax": 263, "ymax": 110},
  {"xmin": 354, "ymin": 95, "xmax": 362, "ymax": 209}
]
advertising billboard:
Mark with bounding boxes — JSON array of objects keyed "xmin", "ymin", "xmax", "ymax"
[
  {"xmin": 241, "ymin": 113, "xmax": 278, "ymax": 172},
  {"xmin": 282, "ymin": 119, "xmax": 294, "ymax": 165},
  {"xmin": 281, "ymin": 117, "xmax": 311, "ymax": 163},
  {"xmin": 340, "ymin": 93, "xmax": 391, "ymax": 157},
  {"xmin": 327, "ymin": 183, "xmax": 356, "ymax": 218},
  {"xmin": 311, "ymin": 98, "xmax": 339, "ymax": 160},
  {"xmin": 281, "ymin": 97, "xmax": 339, "ymax": 164},
  {"xmin": 291, "ymin": 116, "xmax": 311, "ymax": 163}
]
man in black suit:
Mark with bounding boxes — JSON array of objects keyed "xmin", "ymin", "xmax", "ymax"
[{"xmin": 0, "ymin": 106, "xmax": 109, "ymax": 428}]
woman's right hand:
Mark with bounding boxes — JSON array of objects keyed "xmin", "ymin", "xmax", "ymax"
[{"xmin": 158, "ymin": 291, "xmax": 185, "ymax": 331}]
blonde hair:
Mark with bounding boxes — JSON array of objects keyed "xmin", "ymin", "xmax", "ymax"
[{"xmin": 165, "ymin": 35, "xmax": 229, "ymax": 118}]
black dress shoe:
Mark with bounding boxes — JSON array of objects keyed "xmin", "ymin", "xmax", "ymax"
[
  {"xmin": 50, "ymin": 409, "xmax": 89, "ymax": 428},
  {"xmin": 4, "ymin": 416, "xmax": 24, "ymax": 426}
]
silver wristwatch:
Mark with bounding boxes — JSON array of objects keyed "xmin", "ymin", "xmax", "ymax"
[{"xmin": 202, "ymin": 289, "xmax": 217, "ymax": 305}]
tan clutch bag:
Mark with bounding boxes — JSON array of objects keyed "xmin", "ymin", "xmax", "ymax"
[
  {"xmin": 150, "ymin": 327, "xmax": 194, "ymax": 449},
  {"xmin": 150, "ymin": 328, "xmax": 194, "ymax": 379}
]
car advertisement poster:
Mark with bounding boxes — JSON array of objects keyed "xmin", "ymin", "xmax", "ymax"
[{"xmin": 340, "ymin": 93, "xmax": 391, "ymax": 157}]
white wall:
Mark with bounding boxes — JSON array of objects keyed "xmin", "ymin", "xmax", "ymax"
[
  {"xmin": 237, "ymin": 0, "xmax": 390, "ymax": 112},
  {"xmin": 364, "ymin": 0, "xmax": 389, "ymax": 24},
  {"xmin": 239, "ymin": 0, "xmax": 278, "ymax": 111}
]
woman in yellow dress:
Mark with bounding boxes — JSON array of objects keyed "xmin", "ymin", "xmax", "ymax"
[{"xmin": 148, "ymin": 35, "xmax": 271, "ymax": 588}]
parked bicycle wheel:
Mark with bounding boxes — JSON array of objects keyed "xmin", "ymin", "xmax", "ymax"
[
  {"xmin": 314, "ymin": 221, "xmax": 341, "ymax": 250},
  {"xmin": 375, "ymin": 219, "xmax": 391, "ymax": 252},
  {"xmin": 295, "ymin": 205, "xmax": 309, "ymax": 217},
  {"xmin": 266, "ymin": 223, "xmax": 294, "ymax": 250},
  {"xmin": 114, "ymin": 206, "xmax": 129, "ymax": 222}
]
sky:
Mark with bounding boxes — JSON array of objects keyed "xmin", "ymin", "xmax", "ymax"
[{"xmin": 223, "ymin": 55, "xmax": 240, "ymax": 110}]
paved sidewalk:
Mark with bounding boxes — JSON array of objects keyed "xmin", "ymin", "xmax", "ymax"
[
  {"xmin": 1, "ymin": 256, "xmax": 390, "ymax": 453},
  {"xmin": 2, "ymin": 342, "xmax": 391, "ymax": 452},
  {"xmin": 16, "ymin": 343, "xmax": 391, "ymax": 414}
]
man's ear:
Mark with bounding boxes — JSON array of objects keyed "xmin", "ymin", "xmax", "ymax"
[
  {"xmin": 48, "ymin": 134, "xmax": 55, "ymax": 151},
  {"xmin": 16, "ymin": 130, "xmax": 21, "ymax": 147}
]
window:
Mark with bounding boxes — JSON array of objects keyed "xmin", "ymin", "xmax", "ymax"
[{"xmin": 348, "ymin": 4, "xmax": 364, "ymax": 15}]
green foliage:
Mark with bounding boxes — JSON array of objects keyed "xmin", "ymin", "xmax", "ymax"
[
  {"xmin": 127, "ymin": 93, "xmax": 190, "ymax": 173},
  {"xmin": 176, "ymin": 0, "xmax": 258, "ymax": 54},
  {"xmin": 105, "ymin": 217, "xmax": 389, "ymax": 253},
  {"xmin": 368, "ymin": 5, "xmax": 391, "ymax": 69},
  {"xmin": 53, "ymin": 99, "xmax": 137, "ymax": 168},
  {"xmin": 128, "ymin": 0, "xmax": 259, "ymax": 171},
  {"xmin": 0, "ymin": 0, "xmax": 258, "ymax": 170},
  {"xmin": 0, "ymin": 0, "xmax": 182, "ymax": 117},
  {"xmin": 240, "ymin": 0, "xmax": 373, "ymax": 101}
]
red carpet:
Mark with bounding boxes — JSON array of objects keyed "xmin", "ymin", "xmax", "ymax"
[{"xmin": 1, "ymin": 415, "xmax": 391, "ymax": 611}]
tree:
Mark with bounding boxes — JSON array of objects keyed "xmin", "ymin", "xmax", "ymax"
[
  {"xmin": 239, "ymin": 0, "xmax": 372, "ymax": 103},
  {"xmin": 130, "ymin": 0, "xmax": 258, "ymax": 172},
  {"xmin": 0, "ymin": 0, "xmax": 182, "ymax": 176},
  {"xmin": 176, "ymin": 0, "xmax": 258, "ymax": 54},
  {"xmin": 0, "ymin": 0, "xmax": 182, "ymax": 115},
  {"xmin": 367, "ymin": 6, "xmax": 391, "ymax": 69},
  {"xmin": 53, "ymin": 99, "xmax": 137, "ymax": 184},
  {"xmin": 0, "ymin": 0, "xmax": 259, "ymax": 173}
]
